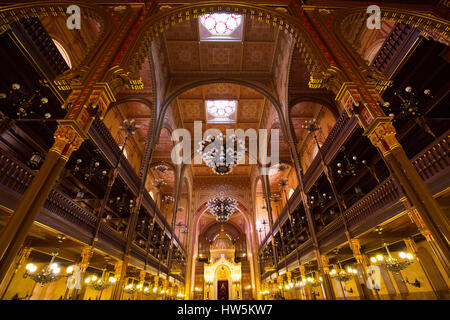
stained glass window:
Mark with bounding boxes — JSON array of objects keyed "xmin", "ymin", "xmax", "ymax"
[
  {"xmin": 200, "ymin": 13, "xmax": 242, "ymax": 36},
  {"xmin": 206, "ymin": 100, "xmax": 237, "ymax": 123},
  {"xmin": 199, "ymin": 13, "xmax": 243, "ymax": 41}
]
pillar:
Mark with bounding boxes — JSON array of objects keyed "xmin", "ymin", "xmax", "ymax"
[
  {"xmin": 365, "ymin": 120, "xmax": 450, "ymax": 274},
  {"xmin": 0, "ymin": 246, "xmax": 32, "ymax": 299},
  {"xmin": 404, "ymin": 237, "xmax": 448, "ymax": 299},
  {"xmin": 349, "ymin": 239, "xmax": 376, "ymax": 300},
  {"xmin": 299, "ymin": 265, "xmax": 312, "ymax": 300},
  {"xmin": 137, "ymin": 270, "xmax": 146, "ymax": 300},
  {"xmin": 320, "ymin": 255, "xmax": 336, "ymax": 300},
  {"xmin": 406, "ymin": 203, "xmax": 450, "ymax": 278},
  {"xmin": 0, "ymin": 125, "xmax": 84, "ymax": 284},
  {"xmin": 111, "ymin": 260, "xmax": 124, "ymax": 300}
]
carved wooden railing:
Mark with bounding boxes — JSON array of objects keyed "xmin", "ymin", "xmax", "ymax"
[
  {"xmin": 345, "ymin": 177, "xmax": 402, "ymax": 229},
  {"xmin": 303, "ymin": 110, "xmax": 358, "ymax": 192},
  {"xmin": 89, "ymin": 118, "xmax": 185, "ymax": 253},
  {"xmin": 259, "ymin": 111, "xmax": 358, "ymax": 252},
  {"xmin": 0, "ymin": 147, "xmax": 183, "ymax": 268},
  {"xmin": 412, "ymin": 132, "xmax": 449, "ymax": 185},
  {"xmin": 372, "ymin": 23, "xmax": 418, "ymax": 76},
  {"xmin": 15, "ymin": 17, "xmax": 70, "ymax": 76}
]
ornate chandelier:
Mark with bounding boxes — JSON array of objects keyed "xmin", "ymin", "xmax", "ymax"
[
  {"xmin": 24, "ymin": 255, "xmax": 63, "ymax": 285},
  {"xmin": 330, "ymin": 265, "xmax": 358, "ymax": 282},
  {"xmin": 23, "ymin": 235, "xmax": 66, "ymax": 285},
  {"xmin": 370, "ymin": 250, "xmax": 414, "ymax": 273},
  {"xmin": 84, "ymin": 268, "xmax": 117, "ymax": 291},
  {"xmin": 370, "ymin": 226, "xmax": 414, "ymax": 273},
  {"xmin": 197, "ymin": 133, "xmax": 245, "ymax": 175},
  {"xmin": 207, "ymin": 193, "xmax": 238, "ymax": 222}
]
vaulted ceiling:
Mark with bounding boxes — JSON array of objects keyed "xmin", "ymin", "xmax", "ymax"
[{"xmin": 162, "ymin": 15, "xmax": 281, "ymax": 77}]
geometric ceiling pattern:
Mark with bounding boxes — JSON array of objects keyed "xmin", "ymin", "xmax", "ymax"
[{"xmin": 163, "ymin": 16, "xmax": 279, "ymax": 75}]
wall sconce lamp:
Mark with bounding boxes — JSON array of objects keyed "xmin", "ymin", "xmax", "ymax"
[{"xmin": 405, "ymin": 277, "xmax": 421, "ymax": 288}]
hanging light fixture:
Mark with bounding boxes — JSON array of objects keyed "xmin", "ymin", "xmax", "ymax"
[
  {"xmin": 197, "ymin": 132, "xmax": 245, "ymax": 175},
  {"xmin": 377, "ymin": 86, "xmax": 432, "ymax": 122},
  {"xmin": 369, "ymin": 227, "xmax": 414, "ymax": 273},
  {"xmin": 330, "ymin": 265, "xmax": 358, "ymax": 282},
  {"xmin": 84, "ymin": 269, "xmax": 117, "ymax": 291},
  {"xmin": 0, "ymin": 81, "xmax": 50, "ymax": 119},
  {"xmin": 124, "ymin": 279, "xmax": 137, "ymax": 294},
  {"xmin": 23, "ymin": 235, "xmax": 66, "ymax": 285},
  {"xmin": 155, "ymin": 164, "xmax": 169, "ymax": 174},
  {"xmin": 153, "ymin": 178, "xmax": 166, "ymax": 190},
  {"xmin": 206, "ymin": 192, "xmax": 238, "ymax": 222},
  {"xmin": 335, "ymin": 146, "xmax": 367, "ymax": 178}
]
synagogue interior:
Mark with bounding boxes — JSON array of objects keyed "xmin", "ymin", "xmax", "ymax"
[{"xmin": 0, "ymin": 0, "xmax": 449, "ymax": 300}]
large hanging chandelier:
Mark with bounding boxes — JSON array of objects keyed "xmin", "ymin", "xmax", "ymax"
[
  {"xmin": 370, "ymin": 249, "xmax": 414, "ymax": 273},
  {"xmin": 197, "ymin": 133, "xmax": 245, "ymax": 175},
  {"xmin": 23, "ymin": 235, "xmax": 66, "ymax": 285},
  {"xmin": 370, "ymin": 227, "xmax": 414, "ymax": 273},
  {"xmin": 330, "ymin": 265, "xmax": 358, "ymax": 282},
  {"xmin": 207, "ymin": 193, "xmax": 238, "ymax": 222},
  {"xmin": 24, "ymin": 252, "xmax": 63, "ymax": 285},
  {"xmin": 84, "ymin": 267, "xmax": 117, "ymax": 291}
]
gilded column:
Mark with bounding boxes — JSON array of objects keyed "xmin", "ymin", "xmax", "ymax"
[
  {"xmin": 111, "ymin": 260, "xmax": 124, "ymax": 300},
  {"xmin": 320, "ymin": 255, "xmax": 336, "ymax": 300},
  {"xmin": 349, "ymin": 239, "xmax": 377, "ymax": 300},
  {"xmin": 0, "ymin": 125, "xmax": 83, "ymax": 284},
  {"xmin": 299, "ymin": 265, "xmax": 312, "ymax": 300}
]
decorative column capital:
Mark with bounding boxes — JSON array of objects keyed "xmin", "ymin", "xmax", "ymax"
[
  {"xmin": 404, "ymin": 238, "xmax": 417, "ymax": 254},
  {"xmin": 16, "ymin": 247, "xmax": 32, "ymax": 272},
  {"xmin": 79, "ymin": 247, "xmax": 93, "ymax": 273},
  {"xmin": 50, "ymin": 125, "xmax": 84, "ymax": 160},
  {"xmin": 114, "ymin": 261, "xmax": 123, "ymax": 277},
  {"xmin": 299, "ymin": 265, "xmax": 306, "ymax": 277},
  {"xmin": 61, "ymin": 83, "xmax": 116, "ymax": 132},
  {"xmin": 365, "ymin": 121, "xmax": 399, "ymax": 156},
  {"xmin": 406, "ymin": 207, "xmax": 435, "ymax": 242},
  {"xmin": 349, "ymin": 239, "xmax": 365, "ymax": 264},
  {"xmin": 321, "ymin": 255, "xmax": 330, "ymax": 273}
]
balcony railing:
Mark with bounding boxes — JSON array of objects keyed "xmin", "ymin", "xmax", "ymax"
[
  {"xmin": 89, "ymin": 118, "xmax": 185, "ymax": 253},
  {"xmin": 0, "ymin": 142, "xmax": 185, "ymax": 270},
  {"xmin": 261, "ymin": 131, "xmax": 449, "ymax": 275}
]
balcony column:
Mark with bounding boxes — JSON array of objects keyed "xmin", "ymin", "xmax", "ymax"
[
  {"xmin": 320, "ymin": 255, "xmax": 336, "ymax": 300},
  {"xmin": 0, "ymin": 246, "xmax": 32, "ymax": 299},
  {"xmin": 153, "ymin": 275, "xmax": 160, "ymax": 299},
  {"xmin": 115, "ymin": 127, "xmax": 155, "ymax": 300},
  {"xmin": 299, "ymin": 265, "xmax": 312, "ymax": 300},
  {"xmin": 137, "ymin": 270, "xmax": 146, "ymax": 300},
  {"xmin": 365, "ymin": 120, "xmax": 450, "ymax": 275},
  {"xmin": 0, "ymin": 125, "xmax": 83, "ymax": 284},
  {"xmin": 261, "ymin": 172, "xmax": 278, "ymax": 272},
  {"xmin": 285, "ymin": 136, "xmax": 335, "ymax": 299},
  {"xmin": 404, "ymin": 237, "xmax": 449, "ymax": 299},
  {"xmin": 349, "ymin": 239, "xmax": 377, "ymax": 300},
  {"xmin": 168, "ymin": 165, "xmax": 183, "ymax": 274},
  {"xmin": 111, "ymin": 260, "xmax": 125, "ymax": 300}
]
